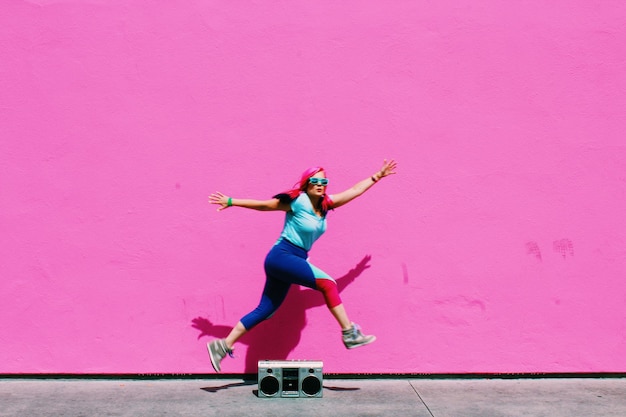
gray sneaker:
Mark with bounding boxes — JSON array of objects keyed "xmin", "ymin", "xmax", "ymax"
[
  {"xmin": 207, "ymin": 339, "xmax": 234, "ymax": 373},
  {"xmin": 342, "ymin": 323, "xmax": 376, "ymax": 349}
]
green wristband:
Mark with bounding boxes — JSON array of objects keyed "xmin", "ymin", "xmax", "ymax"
[{"xmin": 227, "ymin": 197, "xmax": 233, "ymax": 207}]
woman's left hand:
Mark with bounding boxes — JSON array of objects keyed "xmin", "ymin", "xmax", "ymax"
[{"xmin": 377, "ymin": 159, "xmax": 398, "ymax": 179}]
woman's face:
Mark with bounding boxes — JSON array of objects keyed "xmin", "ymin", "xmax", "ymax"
[{"xmin": 305, "ymin": 171, "xmax": 328, "ymax": 199}]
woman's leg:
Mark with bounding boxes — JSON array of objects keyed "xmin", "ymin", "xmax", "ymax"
[
  {"xmin": 310, "ymin": 264, "xmax": 376, "ymax": 349},
  {"xmin": 224, "ymin": 321, "xmax": 247, "ymax": 350},
  {"xmin": 208, "ymin": 278, "xmax": 290, "ymax": 373},
  {"xmin": 329, "ymin": 303, "xmax": 352, "ymax": 330},
  {"xmin": 314, "ymin": 277, "xmax": 351, "ymax": 330},
  {"xmin": 239, "ymin": 277, "xmax": 291, "ymax": 331}
]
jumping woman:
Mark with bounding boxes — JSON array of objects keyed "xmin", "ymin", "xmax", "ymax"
[{"xmin": 206, "ymin": 159, "xmax": 398, "ymax": 372}]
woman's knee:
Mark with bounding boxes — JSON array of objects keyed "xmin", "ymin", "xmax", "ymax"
[{"xmin": 315, "ymin": 278, "xmax": 342, "ymax": 308}]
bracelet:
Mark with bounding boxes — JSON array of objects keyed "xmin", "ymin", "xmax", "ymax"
[
  {"xmin": 371, "ymin": 175, "xmax": 378, "ymax": 183},
  {"xmin": 227, "ymin": 197, "xmax": 233, "ymax": 207}
]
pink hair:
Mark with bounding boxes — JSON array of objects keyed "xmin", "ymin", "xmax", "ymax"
[{"xmin": 274, "ymin": 166, "xmax": 334, "ymax": 214}]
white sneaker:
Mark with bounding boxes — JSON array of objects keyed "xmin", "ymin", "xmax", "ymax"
[
  {"xmin": 342, "ymin": 323, "xmax": 376, "ymax": 349},
  {"xmin": 207, "ymin": 339, "xmax": 233, "ymax": 372}
]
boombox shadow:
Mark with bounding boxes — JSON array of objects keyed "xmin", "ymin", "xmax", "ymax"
[
  {"xmin": 251, "ymin": 386, "xmax": 360, "ymax": 397},
  {"xmin": 192, "ymin": 255, "xmax": 372, "ymax": 374},
  {"xmin": 200, "ymin": 380, "xmax": 256, "ymax": 393}
]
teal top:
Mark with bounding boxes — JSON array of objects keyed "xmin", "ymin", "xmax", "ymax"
[{"xmin": 276, "ymin": 193, "xmax": 329, "ymax": 251}]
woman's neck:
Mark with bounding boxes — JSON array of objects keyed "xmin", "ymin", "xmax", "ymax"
[
  {"xmin": 306, "ymin": 193, "xmax": 323, "ymax": 214},
  {"xmin": 309, "ymin": 195, "xmax": 321, "ymax": 205}
]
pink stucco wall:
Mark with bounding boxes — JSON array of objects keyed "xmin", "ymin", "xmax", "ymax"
[{"xmin": 2, "ymin": 1, "xmax": 625, "ymax": 374}]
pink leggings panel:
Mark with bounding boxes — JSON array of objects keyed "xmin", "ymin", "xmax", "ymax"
[{"xmin": 316, "ymin": 278, "xmax": 342, "ymax": 308}]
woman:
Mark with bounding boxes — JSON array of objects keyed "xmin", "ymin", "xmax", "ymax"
[{"xmin": 206, "ymin": 159, "xmax": 397, "ymax": 372}]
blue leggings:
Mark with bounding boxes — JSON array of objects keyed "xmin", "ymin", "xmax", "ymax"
[{"xmin": 240, "ymin": 239, "xmax": 340, "ymax": 330}]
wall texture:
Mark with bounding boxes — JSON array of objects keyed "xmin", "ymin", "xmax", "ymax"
[{"xmin": 1, "ymin": 0, "xmax": 625, "ymax": 374}]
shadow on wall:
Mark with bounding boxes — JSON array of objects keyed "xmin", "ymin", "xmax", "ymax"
[{"xmin": 192, "ymin": 255, "xmax": 372, "ymax": 373}]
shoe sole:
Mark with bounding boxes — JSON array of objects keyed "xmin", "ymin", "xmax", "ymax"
[
  {"xmin": 207, "ymin": 342, "xmax": 221, "ymax": 373},
  {"xmin": 345, "ymin": 335, "xmax": 377, "ymax": 349}
]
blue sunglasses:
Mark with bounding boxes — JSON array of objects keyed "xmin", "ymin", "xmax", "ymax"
[{"xmin": 309, "ymin": 177, "xmax": 329, "ymax": 186}]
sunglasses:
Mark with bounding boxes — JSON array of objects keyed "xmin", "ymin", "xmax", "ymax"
[{"xmin": 308, "ymin": 177, "xmax": 329, "ymax": 186}]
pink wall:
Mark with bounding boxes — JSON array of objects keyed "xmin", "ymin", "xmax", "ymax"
[{"xmin": 2, "ymin": 0, "xmax": 625, "ymax": 374}]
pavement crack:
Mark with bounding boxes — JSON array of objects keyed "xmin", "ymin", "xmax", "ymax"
[{"xmin": 409, "ymin": 380, "xmax": 435, "ymax": 417}]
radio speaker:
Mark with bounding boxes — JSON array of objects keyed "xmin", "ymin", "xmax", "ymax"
[{"xmin": 258, "ymin": 360, "xmax": 323, "ymax": 398}]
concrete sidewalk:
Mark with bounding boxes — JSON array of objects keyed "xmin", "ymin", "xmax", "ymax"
[{"xmin": 1, "ymin": 377, "xmax": 625, "ymax": 416}]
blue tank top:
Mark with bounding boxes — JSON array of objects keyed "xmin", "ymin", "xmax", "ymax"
[{"xmin": 276, "ymin": 193, "xmax": 328, "ymax": 251}]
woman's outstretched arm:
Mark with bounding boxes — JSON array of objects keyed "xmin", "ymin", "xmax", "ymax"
[
  {"xmin": 209, "ymin": 192, "xmax": 291, "ymax": 212},
  {"xmin": 330, "ymin": 159, "xmax": 397, "ymax": 209}
]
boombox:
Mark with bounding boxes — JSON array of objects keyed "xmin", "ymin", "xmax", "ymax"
[{"xmin": 257, "ymin": 360, "xmax": 323, "ymax": 398}]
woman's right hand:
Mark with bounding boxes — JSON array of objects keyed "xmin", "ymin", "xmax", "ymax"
[{"xmin": 209, "ymin": 191, "xmax": 231, "ymax": 211}]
